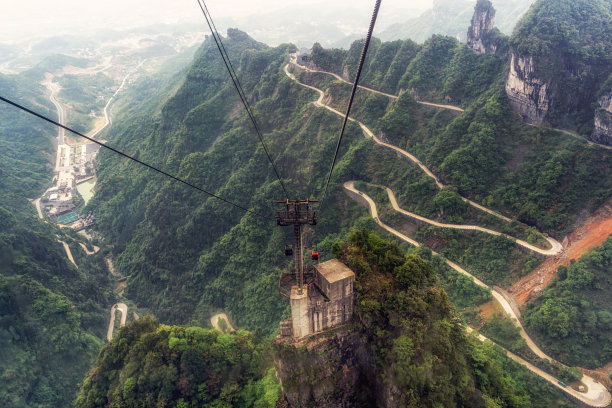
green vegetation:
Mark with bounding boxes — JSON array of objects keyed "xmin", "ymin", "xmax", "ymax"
[
  {"xmin": 57, "ymin": 72, "xmax": 116, "ymax": 134},
  {"xmin": 0, "ymin": 70, "xmax": 113, "ymax": 407},
  {"xmin": 307, "ymin": 24, "xmax": 611, "ymax": 236},
  {"xmin": 354, "ymin": 181, "xmax": 542, "ymax": 286},
  {"xmin": 481, "ymin": 313, "xmax": 528, "ymax": 355},
  {"xmin": 510, "ymin": 0, "xmax": 612, "ymax": 133},
  {"xmin": 76, "ymin": 317, "xmax": 280, "ymax": 408},
  {"xmin": 330, "ymin": 230, "xmax": 573, "ymax": 407},
  {"xmin": 524, "ymin": 236, "xmax": 612, "ymax": 368},
  {"xmin": 0, "ymin": 74, "xmax": 54, "ymax": 200},
  {"xmin": 39, "ymin": 4, "xmax": 608, "ymax": 403}
]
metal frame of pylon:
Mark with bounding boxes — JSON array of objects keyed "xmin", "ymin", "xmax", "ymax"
[{"xmin": 276, "ymin": 199, "xmax": 317, "ymax": 294}]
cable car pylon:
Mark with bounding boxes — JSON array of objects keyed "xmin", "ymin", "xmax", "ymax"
[{"xmin": 276, "ymin": 199, "xmax": 317, "ymax": 294}]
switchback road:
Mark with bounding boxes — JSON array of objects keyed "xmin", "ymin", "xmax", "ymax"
[
  {"xmin": 106, "ymin": 302, "xmax": 128, "ymax": 342},
  {"xmin": 284, "ymin": 61, "xmax": 562, "ymax": 254},
  {"xmin": 289, "ymin": 53, "xmax": 464, "ymax": 112},
  {"xmin": 344, "ymin": 181, "xmax": 610, "ymax": 407}
]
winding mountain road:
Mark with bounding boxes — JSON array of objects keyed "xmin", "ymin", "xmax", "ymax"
[
  {"xmin": 106, "ymin": 302, "xmax": 128, "ymax": 342},
  {"xmin": 42, "ymin": 76, "xmax": 65, "ymax": 144},
  {"xmin": 385, "ymin": 186, "xmax": 562, "ymax": 255},
  {"xmin": 344, "ymin": 181, "xmax": 610, "ymax": 407},
  {"xmin": 79, "ymin": 242, "xmax": 100, "ymax": 255},
  {"xmin": 289, "ymin": 53, "xmax": 464, "ymax": 112},
  {"xmin": 284, "ymin": 60, "xmax": 563, "ymax": 253},
  {"xmin": 527, "ymin": 123, "xmax": 612, "ymax": 151},
  {"xmin": 283, "ymin": 52, "xmax": 610, "ymax": 405},
  {"xmin": 466, "ymin": 327, "xmax": 612, "ymax": 407},
  {"xmin": 58, "ymin": 240, "xmax": 77, "ymax": 268}
]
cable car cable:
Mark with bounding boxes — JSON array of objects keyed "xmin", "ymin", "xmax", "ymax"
[
  {"xmin": 320, "ymin": 0, "xmax": 382, "ymax": 206},
  {"xmin": 196, "ymin": 0, "xmax": 290, "ymax": 199},
  {"xmin": 0, "ymin": 95, "xmax": 271, "ymax": 220}
]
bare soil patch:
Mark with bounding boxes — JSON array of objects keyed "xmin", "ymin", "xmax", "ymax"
[{"xmin": 509, "ymin": 204, "xmax": 612, "ymax": 306}]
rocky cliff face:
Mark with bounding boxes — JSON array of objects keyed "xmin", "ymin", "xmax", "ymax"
[
  {"xmin": 505, "ymin": 53, "xmax": 551, "ymax": 123},
  {"xmin": 506, "ymin": 0, "xmax": 612, "ymax": 131},
  {"xmin": 591, "ymin": 93, "xmax": 612, "ymax": 146},
  {"xmin": 467, "ymin": 0, "xmax": 497, "ymax": 55},
  {"xmin": 273, "ymin": 328, "xmax": 375, "ymax": 408}
]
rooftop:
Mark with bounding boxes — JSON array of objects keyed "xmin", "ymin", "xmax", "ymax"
[{"xmin": 314, "ymin": 259, "xmax": 354, "ymax": 284}]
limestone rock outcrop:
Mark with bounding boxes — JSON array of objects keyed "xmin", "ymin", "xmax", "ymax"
[
  {"xmin": 467, "ymin": 0, "xmax": 497, "ymax": 55},
  {"xmin": 505, "ymin": 53, "xmax": 551, "ymax": 123},
  {"xmin": 274, "ymin": 328, "xmax": 374, "ymax": 407},
  {"xmin": 591, "ymin": 93, "xmax": 612, "ymax": 146}
]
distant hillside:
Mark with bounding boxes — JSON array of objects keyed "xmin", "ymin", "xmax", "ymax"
[{"xmin": 380, "ymin": 0, "xmax": 533, "ymax": 43}]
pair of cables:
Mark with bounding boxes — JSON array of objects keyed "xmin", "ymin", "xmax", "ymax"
[{"xmin": 0, "ymin": 0, "xmax": 382, "ymax": 218}]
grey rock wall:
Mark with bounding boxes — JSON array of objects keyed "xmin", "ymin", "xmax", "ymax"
[
  {"xmin": 505, "ymin": 53, "xmax": 551, "ymax": 123},
  {"xmin": 591, "ymin": 93, "xmax": 612, "ymax": 146},
  {"xmin": 467, "ymin": 1, "xmax": 496, "ymax": 55}
]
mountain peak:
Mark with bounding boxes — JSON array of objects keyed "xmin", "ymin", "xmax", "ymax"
[{"xmin": 467, "ymin": 0, "xmax": 497, "ymax": 54}]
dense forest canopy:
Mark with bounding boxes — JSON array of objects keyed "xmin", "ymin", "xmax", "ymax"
[{"xmin": 0, "ymin": 74, "xmax": 114, "ymax": 407}]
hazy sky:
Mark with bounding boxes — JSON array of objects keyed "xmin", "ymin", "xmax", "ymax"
[{"xmin": 1, "ymin": 0, "xmax": 434, "ymax": 44}]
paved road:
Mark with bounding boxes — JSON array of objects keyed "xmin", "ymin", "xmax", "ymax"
[
  {"xmin": 33, "ymin": 198, "xmax": 43, "ymax": 219},
  {"xmin": 42, "ymin": 76, "xmax": 65, "ymax": 145},
  {"xmin": 385, "ymin": 186, "xmax": 562, "ymax": 255},
  {"xmin": 527, "ymin": 123, "xmax": 612, "ymax": 151},
  {"xmin": 292, "ymin": 53, "xmax": 608, "ymax": 404},
  {"xmin": 106, "ymin": 302, "xmax": 128, "ymax": 342},
  {"xmin": 285, "ymin": 61, "xmax": 563, "ymax": 253},
  {"xmin": 344, "ymin": 181, "xmax": 611, "ymax": 406},
  {"xmin": 90, "ymin": 60, "xmax": 145, "ymax": 138},
  {"xmin": 289, "ymin": 53, "xmax": 464, "ymax": 112},
  {"xmin": 466, "ymin": 327, "xmax": 612, "ymax": 407}
]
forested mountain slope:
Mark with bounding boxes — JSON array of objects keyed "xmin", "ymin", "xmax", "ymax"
[
  {"xmin": 524, "ymin": 236, "xmax": 612, "ymax": 368},
  {"xmin": 78, "ymin": 232, "xmax": 575, "ymax": 407},
  {"xmin": 308, "ymin": 34, "xmax": 611, "ymax": 234},
  {"xmin": 506, "ymin": 0, "xmax": 612, "ymax": 140},
  {"xmin": 0, "ymin": 73, "xmax": 114, "ymax": 407},
  {"xmin": 76, "ymin": 317, "xmax": 280, "ymax": 408},
  {"xmin": 88, "ymin": 29, "xmax": 369, "ymax": 331},
  {"xmin": 89, "ymin": 3, "xmax": 611, "ymax": 340},
  {"xmin": 51, "ymin": 1, "xmax": 611, "ymax": 404}
]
